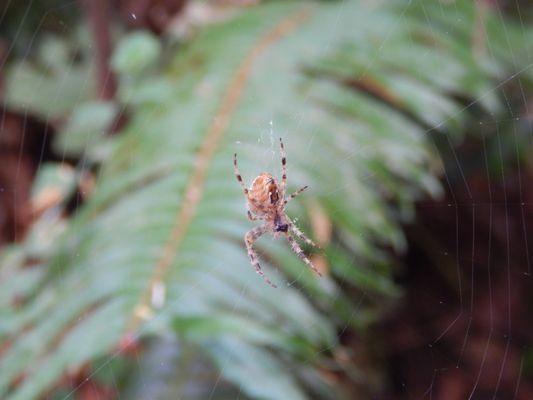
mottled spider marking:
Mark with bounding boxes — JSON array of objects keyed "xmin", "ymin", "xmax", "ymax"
[
  {"xmin": 288, "ymin": 219, "xmax": 317, "ymax": 247},
  {"xmin": 279, "ymin": 138, "xmax": 287, "ymax": 194},
  {"xmin": 286, "ymin": 234, "xmax": 322, "ymax": 277},
  {"xmin": 233, "ymin": 153, "xmax": 248, "ymax": 196},
  {"xmin": 285, "ymin": 185, "xmax": 308, "ymax": 204},
  {"xmin": 234, "ymin": 138, "xmax": 321, "ymax": 287},
  {"xmin": 245, "ymin": 225, "xmax": 277, "ymax": 288}
]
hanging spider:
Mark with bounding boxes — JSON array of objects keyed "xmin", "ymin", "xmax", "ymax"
[{"xmin": 233, "ymin": 138, "xmax": 322, "ymax": 288}]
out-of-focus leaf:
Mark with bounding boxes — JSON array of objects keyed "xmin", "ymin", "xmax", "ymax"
[
  {"xmin": 4, "ymin": 63, "xmax": 94, "ymax": 119},
  {"xmin": 210, "ymin": 337, "xmax": 308, "ymax": 400},
  {"xmin": 54, "ymin": 101, "xmax": 118, "ymax": 158},
  {"xmin": 111, "ymin": 31, "xmax": 162, "ymax": 75},
  {"xmin": 31, "ymin": 164, "xmax": 76, "ymax": 200}
]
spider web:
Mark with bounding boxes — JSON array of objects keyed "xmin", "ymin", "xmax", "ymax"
[{"xmin": 0, "ymin": 0, "xmax": 532, "ymax": 399}]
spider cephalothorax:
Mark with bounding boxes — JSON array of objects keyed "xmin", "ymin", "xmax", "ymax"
[{"xmin": 233, "ymin": 138, "xmax": 321, "ymax": 288}]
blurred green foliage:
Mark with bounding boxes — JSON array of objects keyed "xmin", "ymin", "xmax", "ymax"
[{"xmin": 0, "ymin": 1, "xmax": 532, "ymax": 399}]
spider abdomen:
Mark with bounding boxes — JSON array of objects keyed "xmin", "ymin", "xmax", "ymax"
[{"xmin": 248, "ymin": 173, "xmax": 280, "ymax": 216}]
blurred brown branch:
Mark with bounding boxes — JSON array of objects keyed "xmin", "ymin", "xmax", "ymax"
[{"xmin": 81, "ymin": 0, "xmax": 117, "ymax": 101}]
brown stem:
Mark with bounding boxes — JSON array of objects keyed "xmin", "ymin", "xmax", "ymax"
[
  {"xmin": 0, "ymin": 38, "xmax": 7, "ymax": 99},
  {"xmin": 472, "ymin": 0, "xmax": 491, "ymax": 60},
  {"xmin": 80, "ymin": 0, "xmax": 117, "ymax": 101}
]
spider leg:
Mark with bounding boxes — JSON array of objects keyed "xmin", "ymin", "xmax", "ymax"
[
  {"xmin": 288, "ymin": 220, "xmax": 318, "ymax": 248},
  {"xmin": 233, "ymin": 153, "xmax": 249, "ymax": 197},
  {"xmin": 279, "ymin": 138, "xmax": 287, "ymax": 195},
  {"xmin": 245, "ymin": 225, "xmax": 277, "ymax": 288},
  {"xmin": 247, "ymin": 210, "xmax": 263, "ymax": 221},
  {"xmin": 285, "ymin": 233, "xmax": 322, "ymax": 277},
  {"xmin": 284, "ymin": 185, "xmax": 308, "ymax": 205}
]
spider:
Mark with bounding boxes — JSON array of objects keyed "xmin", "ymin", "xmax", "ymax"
[{"xmin": 233, "ymin": 138, "xmax": 322, "ymax": 288}]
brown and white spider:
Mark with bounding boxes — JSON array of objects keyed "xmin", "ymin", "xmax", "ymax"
[{"xmin": 233, "ymin": 138, "xmax": 322, "ymax": 288}]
